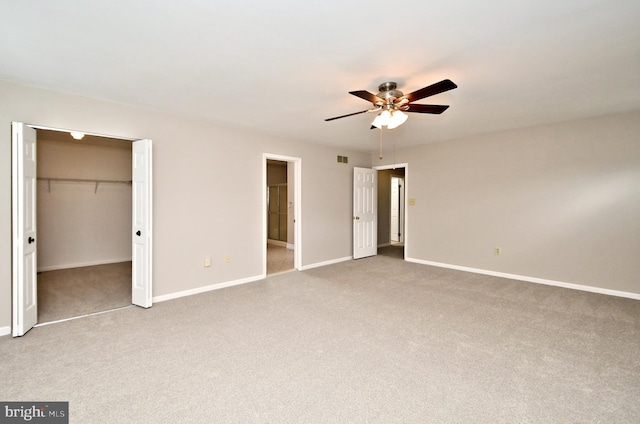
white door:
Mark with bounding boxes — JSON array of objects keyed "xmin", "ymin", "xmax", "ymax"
[
  {"xmin": 353, "ymin": 167, "xmax": 377, "ymax": 259},
  {"xmin": 12, "ymin": 123, "xmax": 38, "ymax": 336},
  {"xmin": 390, "ymin": 176, "xmax": 405, "ymax": 243},
  {"xmin": 132, "ymin": 139, "xmax": 153, "ymax": 308}
]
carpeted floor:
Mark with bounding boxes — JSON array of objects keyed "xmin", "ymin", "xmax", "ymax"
[
  {"xmin": 378, "ymin": 244, "xmax": 404, "ymax": 259},
  {"xmin": 37, "ymin": 262, "xmax": 132, "ymax": 323},
  {"xmin": 2, "ymin": 255, "xmax": 639, "ymax": 423}
]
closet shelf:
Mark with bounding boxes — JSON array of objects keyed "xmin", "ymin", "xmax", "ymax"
[{"xmin": 38, "ymin": 177, "xmax": 132, "ymax": 193}]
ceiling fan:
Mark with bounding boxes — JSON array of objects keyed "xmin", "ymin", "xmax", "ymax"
[{"xmin": 325, "ymin": 79, "xmax": 457, "ymax": 129}]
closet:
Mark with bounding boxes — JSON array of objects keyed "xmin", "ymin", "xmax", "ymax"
[{"xmin": 36, "ymin": 129, "xmax": 132, "ymax": 323}]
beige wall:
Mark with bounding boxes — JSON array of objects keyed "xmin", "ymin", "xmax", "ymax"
[
  {"xmin": 377, "ymin": 111, "xmax": 640, "ymax": 295},
  {"xmin": 0, "ymin": 81, "xmax": 371, "ymax": 330}
]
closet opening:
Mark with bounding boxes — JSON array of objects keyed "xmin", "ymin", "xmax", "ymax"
[{"xmin": 36, "ymin": 129, "xmax": 133, "ymax": 324}]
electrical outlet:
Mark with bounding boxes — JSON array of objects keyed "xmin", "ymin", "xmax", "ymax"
[
  {"xmin": 204, "ymin": 257, "xmax": 211, "ymax": 267},
  {"xmin": 224, "ymin": 255, "xmax": 230, "ymax": 263},
  {"xmin": 494, "ymin": 247, "xmax": 501, "ymax": 255}
]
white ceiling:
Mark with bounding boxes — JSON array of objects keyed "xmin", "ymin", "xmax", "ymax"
[{"xmin": 1, "ymin": 1, "xmax": 639, "ymax": 152}]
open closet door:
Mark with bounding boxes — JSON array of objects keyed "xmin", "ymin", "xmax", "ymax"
[
  {"xmin": 353, "ymin": 167, "xmax": 377, "ymax": 259},
  {"xmin": 132, "ymin": 139, "xmax": 153, "ymax": 308},
  {"xmin": 12, "ymin": 122, "xmax": 38, "ymax": 336}
]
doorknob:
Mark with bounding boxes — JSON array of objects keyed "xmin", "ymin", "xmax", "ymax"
[
  {"xmin": 136, "ymin": 230, "xmax": 141, "ymax": 236},
  {"xmin": 353, "ymin": 216, "xmax": 360, "ymax": 220},
  {"xmin": 28, "ymin": 236, "xmax": 35, "ymax": 244}
]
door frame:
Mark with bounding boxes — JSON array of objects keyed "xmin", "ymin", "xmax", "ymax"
[
  {"xmin": 11, "ymin": 123, "xmax": 153, "ymax": 336},
  {"xmin": 373, "ymin": 163, "xmax": 409, "ymax": 259},
  {"xmin": 263, "ymin": 153, "xmax": 302, "ymax": 275}
]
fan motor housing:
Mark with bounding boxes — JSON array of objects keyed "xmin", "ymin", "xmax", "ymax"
[{"xmin": 377, "ymin": 82, "xmax": 404, "ymax": 102}]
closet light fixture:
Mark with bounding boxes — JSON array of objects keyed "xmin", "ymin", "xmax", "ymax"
[{"xmin": 70, "ymin": 131, "xmax": 85, "ymax": 141}]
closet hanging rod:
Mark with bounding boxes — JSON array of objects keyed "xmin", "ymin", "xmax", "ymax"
[
  {"xmin": 38, "ymin": 177, "xmax": 132, "ymax": 194},
  {"xmin": 38, "ymin": 177, "xmax": 132, "ymax": 184}
]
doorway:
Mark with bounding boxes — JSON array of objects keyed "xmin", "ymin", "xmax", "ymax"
[
  {"xmin": 263, "ymin": 154, "xmax": 301, "ymax": 276},
  {"xmin": 374, "ymin": 164, "xmax": 407, "ymax": 260},
  {"xmin": 11, "ymin": 123, "xmax": 153, "ymax": 336}
]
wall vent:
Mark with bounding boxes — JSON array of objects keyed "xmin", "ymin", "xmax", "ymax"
[{"xmin": 337, "ymin": 155, "xmax": 349, "ymax": 164}]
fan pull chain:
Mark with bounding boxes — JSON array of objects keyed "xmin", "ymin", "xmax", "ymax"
[
  {"xmin": 393, "ymin": 130, "xmax": 397, "ymax": 169},
  {"xmin": 379, "ymin": 127, "xmax": 383, "ymax": 159}
]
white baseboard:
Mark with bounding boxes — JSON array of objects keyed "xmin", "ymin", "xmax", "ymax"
[
  {"xmin": 0, "ymin": 326, "xmax": 10, "ymax": 337},
  {"xmin": 377, "ymin": 243, "xmax": 391, "ymax": 248},
  {"xmin": 153, "ymin": 274, "xmax": 264, "ymax": 304},
  {"xmin": 406, "ymin": 257, "xmax": 640, "ymax": 300},
  {"xmin": 300, "ymin": 256, "xmax": 352, "ymax": 271},
  {"xmin": 38, "ymin": 258, "xmax": 132, "ymax": 272},
  {"xmin": 286, "ymin": 243, "xmax": 294, "ymax": 250}
]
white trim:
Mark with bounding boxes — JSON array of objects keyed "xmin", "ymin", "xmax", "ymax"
[
  {"xmin": 152, "ymin": 274, "xmax": 264, "ymax": 303},
  {"xmin": 406, "ymin": 257, "xmax": 640, "ymax": 300},
  {"xmin": 300, "ymin": 256, "xmax": 352, "ymax": 271},
  {"xmin": 0, "ymin": 326, "xmax": 10, "ymax": 337},
  {"xmin": 286, "ymin": 243, "xmax": 294, "ymax": 250},
  {"xmin": 38, "ymin": 258, "xmax": 132, "ymax": 272},
  {"xmin": 377, "ymin": 242, "xmax": 391, "ymax": 248}
]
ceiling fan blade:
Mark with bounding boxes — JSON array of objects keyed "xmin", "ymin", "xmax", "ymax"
[
  {"xmin": 405, "ymin": 104, "xmax": 450, "ymax": 114},
  {"xmin": 325, "ymin": 109, "xmax": 370, "ymax": 121},
  {"xmin": 404, "ymin": 79, "xmax": 457, "ymax": 102},
  {"xmin": 349, "ymin": 90, "xmax": 383, "ymax": 104}
]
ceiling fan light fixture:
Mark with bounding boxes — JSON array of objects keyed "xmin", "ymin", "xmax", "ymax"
[
  {"xmin": 372, "ymin": 109, "xmax": 391, "ymax": 128},
  {"xmin": 387, "ymin": 110, "xmax": 408, "ymax": 129}
]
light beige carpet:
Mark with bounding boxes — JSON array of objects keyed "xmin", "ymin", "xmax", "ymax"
[
  {"xmin": 37, "ymin": 262, "xmax": 132, "ymax": 323},
  {"xmin": 2, "ymin": 255, "xmax": 639, "ymax": 423},
  {"xmin": 378, "ymin": 244, "xmax": 404, "ymax": 259}
]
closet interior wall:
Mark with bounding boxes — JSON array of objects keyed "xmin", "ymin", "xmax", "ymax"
[{"xmin": 36, "ymin": 130, "xmax": 132, "ymax": 271}]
